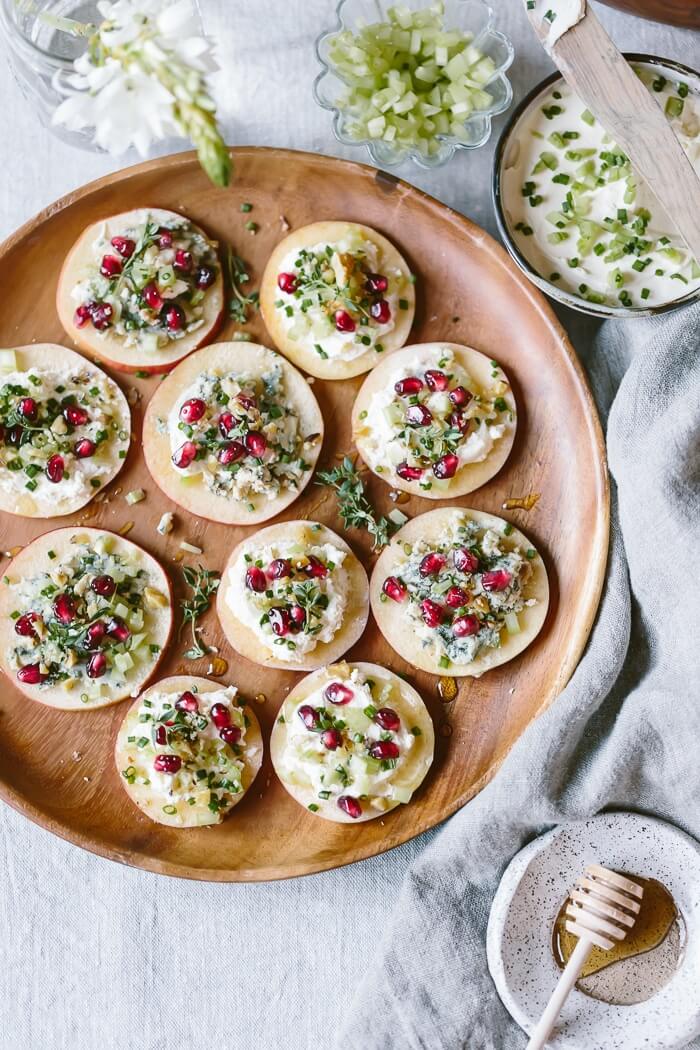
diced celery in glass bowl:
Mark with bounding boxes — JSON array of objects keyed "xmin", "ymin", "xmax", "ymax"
[{"xmin": 314, "ymin": 0, "xmax": 514, "ymax": 169}]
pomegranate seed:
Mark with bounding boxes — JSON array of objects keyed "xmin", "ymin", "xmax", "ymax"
[
  {"xmin": 482, "ymin": 569, "xmax": 513, "ymax": 592},
  {"xmin": 87, "ymin": 651, "xmax": 107, "ymax": 678},
  {"xmin": 298, "ymin": 704, "xmax": 320, "ymax": 730},
  {"xmin": 420, "ymin": 599, "xmax": 443, "ymax": 628},
  {"xmin": 195, "ymin": 265, "xmax": 216, "ymax": 289},
  {"xmin": 220, "ymin": 725, "xmax": 242, "ymax": 746},
  {"xmin": 17, "ymin": 664, "xmax": 47, "ymax": 685},
  {"xmin": 425, "ymin": 369, "xmax": 449, "ymax": 391},
  {"xmin": 269, "ymin": 606, "xmax": 291, "ymax": 637},
  {"xmin": 155, "ymin": 725, "xmax": 167, "ymax": 745},
  {"xmin": 163, "ymin": 304, "xmax": 186, "ymax": 331},
  {"xmin": 85, "ymin": 621, "xmax": 107, "ymax": 649},
  {"xmin": 370, "ymin": 299, "xmax": 391, "ymax": 324},
  {"xmin": 218, "ymin": 412, "xmax": 235, "ymax": 437},
  {"xmin": 449, "ymin": 411, "xmax": 470, "ymax": 434},
  {"xmin": 91, "ymin": 574, "xmax": 115, "ymax": 597},
  {"xmin": 244, "ymin": 431, "xmax": 267, "ymax": 457},
  {"xmin": 289, "ymin": 605, "xmax": 306, "ymax": 630},
  {"xmin": 53, "ymin": 593, "xmax": 77, "ymax": 624},
  {"xmin": 394, "ymin": 376, "xmax": 423, "ymax": 396},
  {"xmin": 277, "ymin": 272, "xmax": 297, "ymax": 294},
  {"xmin": 74, "ymin": 303, "xmax": 92, "ymax": 328},
  {"xmin": 334, "ymin": 309, "xmax": 356, "ymax": 333},
  {"xmin": 454, "ymin": 548, "xmax": 479, "ymax": 574},
  {"xmin": 267, "ymin": 558, "xmax": 291, "ymax": 579},
  {"xmin": 453, "ymin": 614, "xmax": 480, "ymax": 638},
  {"xmin": 64, "ymin": 403, "xmax": 89, "ymax": 426},
  {"xmin": 337, "ymin": 795, "xmax": 362, "ymax": 819},
  {"xmin": 406, "ymin": 404, "xmax": 432, "ymax": 427},
  {"xmin": 236, "ymin": 393, "xmax": 257, "ymax": 412},
  {"xmin": 176, "ymin": 691, "xmax": 199, "ymax": 713},
  {"xmin": 420, "ymin": 552, "xmax": 446, "ymax": 576},
  {"xmin": 365, "ymin": 272, "xmax": 388, "ymax": 293},
  {"xmin": 321, "ymin": 728, "xmax": 342, "ymax": 751},
  {"xmin": 323, "ymin": 682, "xmax": 353, "ymax": 706},
  {"xmin": 446, "ymin": 586, "xmax": 470, "ymax": 608},
  {"xmin": 74, "ymin": 438, "xmax": 96, "ymax": 458},
  {"xmin": 382, "ymin": 576, "xmax": 407, "ymax": 603},
  {"xmin": 374, "ymin": 707, "xmax": 400, "ymax": 731},
  {"xmin": 91, "ymin": 302, "xmax": 113, "ymax": 330},
  {"xmin": 5, "ymin": 425, "xmax": 23, "ymax": 446},
  {"xmin": 100, "ymin": 254, "xmax": 122, "ymax": 278},
  {"xmin": 433, "ymin": 453, "xmax": 459, "ymax": 479},
  {"xmin": 218, "ymin": 442, "xmax": 245, "ymax": 465},
  {"xmin": 153, "ymin": 754, "xmax": 181, "ymax": 774},
  {"xmin": 210, "ymin": 703, "xmax": 231, "ymax": 729},
  {"xmin": 18, "ymin": 397, "xmax": 37, "ymax": 420},
  {"xmin": 46, "ymin": 454, "xmax": 64, "ymax": 483},
  {"xmin": 245, "ymin": 566, "xmax": 267, "ymax": 592},
  {"xmin": 142, "ymin": 283, "xmax": 163, "ymax": 311},
  {"xmin": 303, "ymin": 555, "xmax": 328, "ymax": 579},
  {"xmin": 111, "ymin": 236, "xmax": 135, "ymax": 259},
  {"xmin": 368, "ymin": 740, "xmax": 400, "ymax": 760},
  {"xmin": 172, "ymin": 440, "xmax": 197, "ymax": 469},
  {"xmin": 174, "ymin": 249, "xmax": 192, "ymax": 272},
  {"xmin": 449, "ymin": 386, "xmax": 472, "ymax": 407},
  {"xmin": 179, "ymin": 398, "xmax": 206, "ymax": 424},
  {"xmin": 396, "ymin": 462, "xmax": 423, "ymax": 482},
  {"xmin": 156, "ymin": 228, "xmax": 173, "ymax": 249},
  {"xmin": 107, "ymin": 617, "xmax": 130, "ymax": 643},
  {"xmin": 14, "ymin": 612, "xmax": 39, "ymax": 638}
]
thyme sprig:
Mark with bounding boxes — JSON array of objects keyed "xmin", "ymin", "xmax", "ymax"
[
  {"xmin": 316, "ymin": 456, "xmax": 395, "ymax": 550},
  {"xmin": 180, "ymin": 565, "xmax": 220, "ymax": 660},
  {"xmin": 227, "ymin": 249, "xmax": 260, "ymax": 325}
]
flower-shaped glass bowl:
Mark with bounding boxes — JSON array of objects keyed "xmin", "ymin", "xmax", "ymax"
[{"xmin": 314, "ymin": 0, "xmax": 514, "ymax": 169}]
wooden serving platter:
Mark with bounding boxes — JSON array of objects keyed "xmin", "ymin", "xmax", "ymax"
[{"xmin": 0, "ymin": 148, "xmax": 608, "ymax": 881}]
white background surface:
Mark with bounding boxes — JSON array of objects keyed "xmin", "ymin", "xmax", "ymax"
[{"xmin": 0, "ymin": 4, "xmax": 696, "ymax": 1049}]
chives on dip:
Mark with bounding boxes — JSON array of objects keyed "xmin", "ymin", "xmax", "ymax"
[{"xmin": 496, "ymin": 60, "xmax": 700, "ymax": 313}]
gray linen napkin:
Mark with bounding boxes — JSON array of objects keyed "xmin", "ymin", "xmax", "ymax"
[{"xmin": 336, "ymin": 300, "xmax": 700, "ymax": 1050}]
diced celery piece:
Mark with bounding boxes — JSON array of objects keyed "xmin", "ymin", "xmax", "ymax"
[
  {"xmin": 114, "ymin": 652, "xmax": 134, "ymax": 674},
  {"xmin": 0, "ymin": 350, "xmax": 17, "ymax": 371},
  {"xmin": 505, "ymin": 612, "xmax": 520, "ymax": 635},
  {"xmin": 392, "ymin": 785, "xmax": 413, "ymax": 805},
  {"xmin": 179, "ymin": 472, "xmax": 202, "ymax": 487}
]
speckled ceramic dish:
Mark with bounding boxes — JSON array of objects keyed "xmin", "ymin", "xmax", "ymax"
[{"xmin": 487, "ymin": 812, "xmax": 700, "ymax": 1050}]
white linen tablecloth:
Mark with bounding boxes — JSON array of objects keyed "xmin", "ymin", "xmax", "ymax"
[{"xmin": 0, "ymin": 4, "xmax": 696, "ymax": 1049}]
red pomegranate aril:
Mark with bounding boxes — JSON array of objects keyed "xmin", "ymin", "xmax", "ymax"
[
  {"xmin": 218, "ymin": 441, "xmax": 245, "ymax": 465},
  {"xmin": 269, "ymin": 606, "xmax": 291, "ymax": 637},
  {"xmin": 210, "ymin": 703, "xmax": 231, "ymax": 729},
  {"xmin": 74, "ymin": 438, "xmax": 96, "ymax": 458},
  {"xmin": 394, "ymin": 376, "xmax": 423, "ymax": 397},
  {"xmin": 420, "ymin": 598, "xmax": 443, "ymax": 628},
  {"xmin": 91, "ymin": 302, "xmax": 113, "ymax": 330},
  {"xmin": 365, "ymin": 272, "xmax": 388, "ymax": 293},
  {"xmin": 236, "ymin": 393, "xmax": 257, "ymax": 412},
  {"xmin": 218, "ymin": 412, "xmax": 235, "ymax": 437},
  {"xmin": 172, "ymin": 440, "xmax": 197, "ymax": 469},
  {"xmin": 153, "ymin": 754, "xmax": 181, "ymax": 774},
  {"xmin": 303, "ymin": 555, "xmax": 328, "ymax": 579},
  {"xmin": 433, "ymin": 453, "xmax": 459, "ymax": 480},
  {"xmin": 195, "ymin": 265, "xmax": 216, "ymax": 289},
  {"xmin": 244, "ymin": 431, "xmax": 267, "ymax": 457},
  {"xmin": 6, "ymin": 425, "xmax": 23, "ymax": 446},
  {"xmin": 142, "ymin": 282, "xmax": 163, "ymax": 311},
  {"xmin": 174, "ymin": 249, "xmax": 192, "ymax": 272},
  {"xmin": 368, "ymin": 740, "xmax": 400, "ymax": 760},
  {"xmin": 425, "ymin": 369, "xmax": 449, "ymax": 392},
  {"xmin": 17, "ymin": 664, "xmax": 47, "ymax": 685},
  {"xmin": 446, "ymin": 586, "xmax": 470, "ymax": 608},
  {"xmin": 453, "ymin": 614, "xmax": 480, "ymax": 638},
  {"xmin": 374, "ymin": 707, "xmax": 400, "ymax": 731},
  {"xmin": 289, "ymin": 605, "xmax": 306, "ymax": 630},
  {"xmin": 298, "ymin": 704, "xmax": 320, "ymax": 730},
  {"xmin": 53, "ymin": 593, "xmax": 77, "ymax": 624},
  {"xmin": 74, "ymin": 303, "xmax": 92, "ymax": 328},
  {"xmin": 111, "ymin": 235, "xmax": 135, "ymax": 259},
  {"xmin": 382, "ymin": 576, "xmax": 407, "ymax": 603},
  {"xmin": 396, "ymin": 462, "xmax": 423, "ymax": 482},
  {"xmin": 245, "ymin": 566, "xmax": 267, "ymax": 592},
  {"xmin": 220, "ymin": 725, "xmax": 242, "ymax": 746},
  {"xmin": 175, "ymin": 691, "xmax": 199, "ymax": 713},
  {"xmin": 155, "ymin": 725, "xmax": 167, "ymax": 746},
  {"xmin": 85, "ymin": 620, "xmax": 107, "ymax": 649},
  {"xmin": 406, "ymin": 403, "xmax": 432, "ymax": 427},
  {"xmin": 321, "ymin": 728, "xmax": 342, "ymax": 751},
  {"xmin": 100, "ymin": 254, "xmax": 122, "ymax": 278},
  {"xmin": 482, "ymin": 569, "xmax": 513, "ymax": 592},
  {"xmin": 337, "ymin": 795, "xmax": 362, "ymax": 819},
  {"xmin": 64, "ymin": 403, "xmax": 89, "ymax": 427},
  {"xmin": 419, "ymin": 552, "xmax": 446, "ymax": 576},
  {"xmin": 334, "ymin": 309, "xmax": 356, "ymax": 333},
  {"xmin": 267, "ymin": 558, "xmax": 291, "ymax": 579},
  {"xmin": 454, "ymin": 548, "xmax": 479, "ymax": 574},
  {"xmin": 107, "ymin": 617, "xmax": 130, "ymax": 643},
  {"xmin": 14, "ymin": 612, "xmax": 39, "ymax": 638},
  {"xmin": 277, "ymin": 272, "xmax": 297, "ymax": 294},
  {"xmin": 323, "ymin": 681, "xmax": 354, "ymax": 706},
  {"xmin": 449, "ymin": 385, "xmax": 472, "ymax": 407},
  {"xmin": 18, "ymin": 397, "xmax": 37, "ymax": 420},
  {"xmin": 156, "ymin": 228, "xmax": 173, "ymax": 249},
  {"xmin": 91, "ymin": 574, "xmax": 116, "ymax": 597},
  {"xmin": 46, "ymin": 453, "xmax": 65, "ymax": 483},
  {"xmin": 163, "ymin": 303, "xmax": 186, "ymax": 331},
  {"xmin": 449, "ymin": 410, "xmax": 470, "ymax": 434},
  {"xmin": 179, "ymin": 397, "xmax": 206, "ymax": 424},
  {"xmin": 370, "ymin": 298, "xmax": 391, "ymax": 324},
  {"xmin": 87, "ymin": 651, "xmax": 107, "ymax": 679}
]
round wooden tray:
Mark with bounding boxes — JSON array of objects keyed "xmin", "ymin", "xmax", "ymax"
[{"xmin": 0, "ymin": 148, "xmax": 608, "ymax": 881}]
